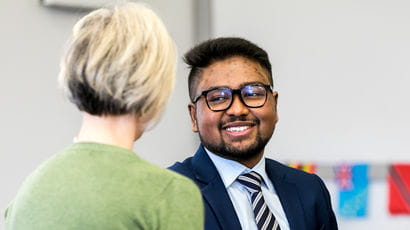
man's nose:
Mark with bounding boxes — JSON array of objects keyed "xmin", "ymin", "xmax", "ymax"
[{"xmin": 226, "ymin": 94, "xmax": 249, "ymax": 116}]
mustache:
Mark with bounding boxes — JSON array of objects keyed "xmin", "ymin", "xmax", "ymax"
[{"xmin": 218, "ymin": 116, "xmax": 260, "ymax": 128}]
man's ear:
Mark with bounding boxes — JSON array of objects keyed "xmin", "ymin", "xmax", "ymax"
[
  {"xmin": 272, "ymin": 91, "xmax": 279, "ymax": 122},
  {"xmin": 188, "ymin": 102, "xmax": 199, "ymax": 132},
  {"xmin": 272, "ymin": 91, "xmax": 279, "ymax": 106}
]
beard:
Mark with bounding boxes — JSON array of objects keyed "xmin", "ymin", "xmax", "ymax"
[{"xmin": 198, "ymin": 116, "xmax": 271, "ymax": 162}]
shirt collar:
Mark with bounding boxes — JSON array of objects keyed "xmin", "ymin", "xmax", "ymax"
[{"xmin": 205, "ymin": 148, "xmax": 271, "ymax": 190}]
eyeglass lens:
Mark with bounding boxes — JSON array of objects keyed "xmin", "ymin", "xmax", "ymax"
[{"xmin": 206, "ymin": 85, "xmax": 267, "ymax": 111}]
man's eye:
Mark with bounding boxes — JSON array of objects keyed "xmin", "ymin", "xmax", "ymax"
[
  {"xmin": 209, "ymin": 96, "xmax": 228, "ymax": 102},
  {"xmin": 244, "ymin": 91, "xmax": 264, "ymax": 97}
]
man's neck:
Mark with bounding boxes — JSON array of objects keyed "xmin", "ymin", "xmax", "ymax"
[
  {"xmin": 237, "ymin": 154, "xmax": 264, "ymax": 169},
  {"xmin": 206, "ymin": 147, "xmax": 265, "ymax": 169}
]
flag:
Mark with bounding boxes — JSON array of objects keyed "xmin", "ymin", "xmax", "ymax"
[
  {"xmin": 335, "ymin": 163, "xmax": 369, "ymax": 218},
  {"xmin": 287, "ymin": 162, "xmax": 317, "ymax": 174},
  {"xmin": 388, "ymin": 163, "xmax": 410, "ymax": 215}
]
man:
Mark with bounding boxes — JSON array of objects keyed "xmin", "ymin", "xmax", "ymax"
[{"xmin": 169, "ymin": 37, "xmax": 338, "ymax": 230}]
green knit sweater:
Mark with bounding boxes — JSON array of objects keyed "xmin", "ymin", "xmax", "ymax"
[{"xmin": 4, "ymin": 142, "xmax": 204, "ymax": 230}]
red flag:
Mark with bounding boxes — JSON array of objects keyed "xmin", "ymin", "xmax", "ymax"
[{"xmin": 388, "ymin": 164, "xmax": 410, "ymax": 215}]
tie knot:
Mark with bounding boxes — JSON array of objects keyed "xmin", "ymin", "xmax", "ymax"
[{"xmin": 237, "ymin": 171, "xmax": 263, "ymax": 193}]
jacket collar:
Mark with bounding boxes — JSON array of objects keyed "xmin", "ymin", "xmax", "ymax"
[
  {"xmin": 266, "ymin": 159, "xmax": 307, "ymax": 230},
  {"xmin": 192, "ymin": 145, "xmax": 242, "ymax": 230}
]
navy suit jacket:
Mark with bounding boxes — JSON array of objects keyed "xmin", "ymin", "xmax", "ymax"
[{"xmin": 169, "ymin": 145, "xmax": 338, "ymax": 230}]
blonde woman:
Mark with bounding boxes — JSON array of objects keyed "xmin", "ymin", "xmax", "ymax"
[{"xmin": 4, "ymin": 3, "xmax": 203, "ymax": 230}]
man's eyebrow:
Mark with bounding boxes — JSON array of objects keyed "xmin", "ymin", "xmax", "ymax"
[
  {"xmin": 202, "ymin": 81, "xmax": 269, "ymax": 92},
  {"xmin": 239, "ymin": 81, "xmax": 268, "ymax": 87},
  {"xmin": 202, "ymin": 85, "xmax": 230, "ymax": 91}
]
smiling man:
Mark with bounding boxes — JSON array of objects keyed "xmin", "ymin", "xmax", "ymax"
[{"xmin": 169, "ymin": 37, "xmax": 338, "ymax": 230}]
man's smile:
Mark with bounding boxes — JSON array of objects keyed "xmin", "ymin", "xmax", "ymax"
[{"xmin": 222, "ymin": 121, "xmax": 256, "ymax": 139}]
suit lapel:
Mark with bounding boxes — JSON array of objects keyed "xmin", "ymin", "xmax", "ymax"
[
  {"xmin": 266, "ymin": 159, "xmax": 307, "ymax": 230},
  {"xmin": 192, "ymin": 146, "xmax": 242, "ymax": 230}
]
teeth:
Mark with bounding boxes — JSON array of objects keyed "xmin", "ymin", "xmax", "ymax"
[{"xmin": 226, "ymin": 126, "xmax": 249, "ymax": 132}]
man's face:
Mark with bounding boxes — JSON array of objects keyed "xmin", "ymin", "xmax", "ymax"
[{"xmin": 188, "ymin": 56, "xmax": 278, "ymax": 166}]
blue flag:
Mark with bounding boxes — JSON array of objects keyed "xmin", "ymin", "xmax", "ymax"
[{"xmin": 336, "ymin": 164, "xmax": 369, "ymax": 218}]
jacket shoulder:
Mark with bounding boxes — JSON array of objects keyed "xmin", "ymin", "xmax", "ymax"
[{"xmin": 168, "ymin": 156, "xmax": 196, "ymax": 180}]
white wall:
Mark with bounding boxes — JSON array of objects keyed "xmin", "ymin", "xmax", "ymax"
[
  {"xmin": 211, "ymin": 0, "xmax": 410, "ymax": 228},
  {"xmin": 0, "ymin": 0, "xmax": 198, "ymax": 224},
  {"xmin": 212, "ymin": 0, "xmax": 410, "ymax": 163}
]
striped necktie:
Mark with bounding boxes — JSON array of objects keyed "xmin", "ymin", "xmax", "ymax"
[{"xmin": 237, "ymin": 171, "xmax": 281, "ymax": 230}]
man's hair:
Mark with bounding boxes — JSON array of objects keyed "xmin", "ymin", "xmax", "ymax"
[
  {"xmin": 59, "ymin": 2, "xmax": 176, "ymax": 126},
  {"xmin": 184, "ymin": 37, "xmax": 272, "ymax": 101}
]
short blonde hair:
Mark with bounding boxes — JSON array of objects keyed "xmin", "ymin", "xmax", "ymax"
[{"xmin": 59, "ymin": 2, "xmax": 176, "ymax": 127}]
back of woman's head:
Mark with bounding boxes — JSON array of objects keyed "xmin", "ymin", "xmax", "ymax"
[{"xmin": 59, "ymin": 2, "xmax": 176, "ymax": 127}]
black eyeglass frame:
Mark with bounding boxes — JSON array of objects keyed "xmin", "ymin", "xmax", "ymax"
[{"xmin": 192, "ymin": 83, "xmax": 273, "ymax": 112}]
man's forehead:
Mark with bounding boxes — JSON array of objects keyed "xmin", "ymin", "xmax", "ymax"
[{"xmin": 197, "ymin": 57, "xmax": 270, "ymax": 91}]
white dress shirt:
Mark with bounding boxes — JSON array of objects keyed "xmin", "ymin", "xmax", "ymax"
[{"xmin": 206, "ymin": 148, "xmax": 290, "ymax": 230}]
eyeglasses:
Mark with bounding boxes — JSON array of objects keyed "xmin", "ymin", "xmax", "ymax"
[{"xmin": 192, "ymin": 83, "xmax": 273, "ymax": 112}]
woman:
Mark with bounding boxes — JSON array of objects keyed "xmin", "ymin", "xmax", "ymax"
[{"xmin": 4, "ymin": 3, "xmax": 203, "ymax": 229}]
